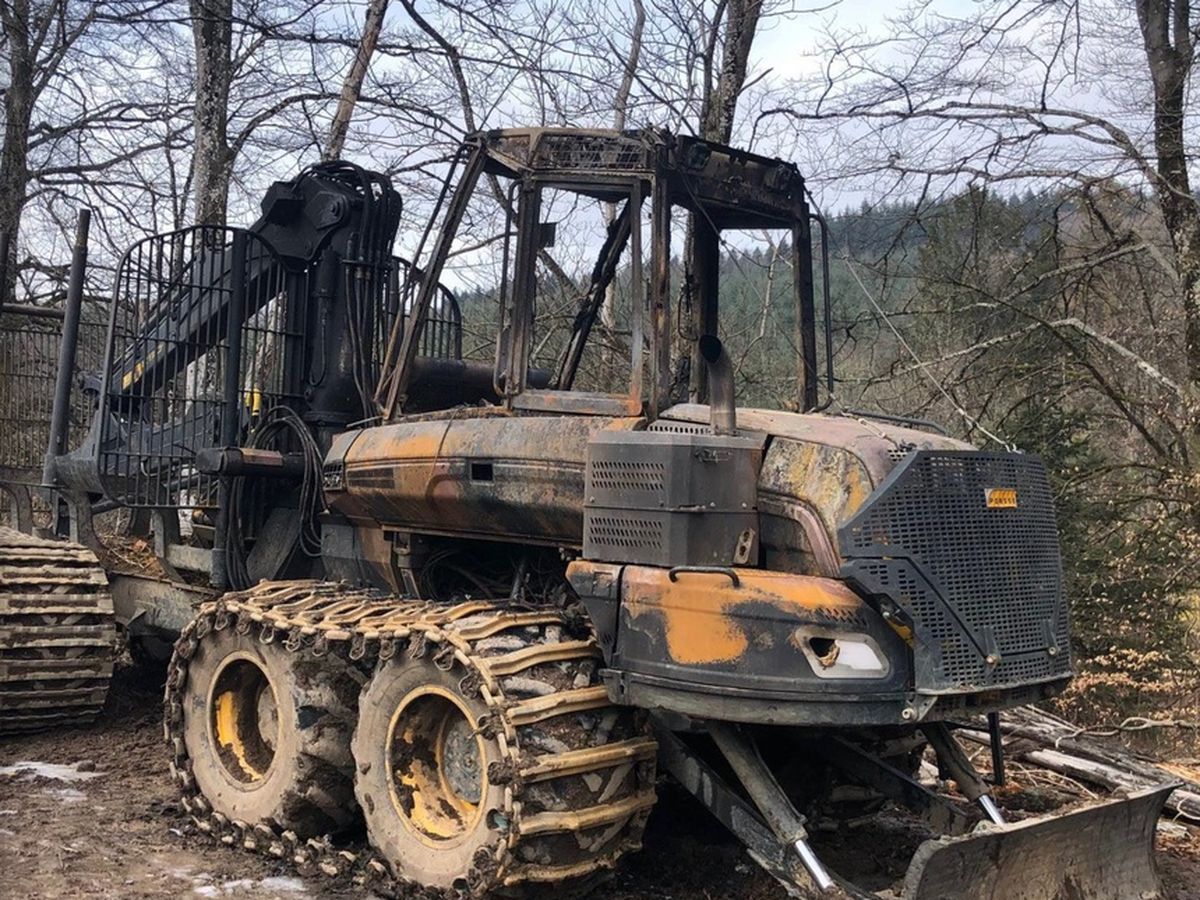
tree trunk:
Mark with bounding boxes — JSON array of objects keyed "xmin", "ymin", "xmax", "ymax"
[
  {"xmin": 687, "ymin": 0, "xmax": 764, "ymax": 400},
  {"xmin": 601, "ymin": 0, "xmax": 646, "ymax": 369},
  {"xmin": 1136, "ymin": 0, "xmax": 1200, "ymax": 406},
  {"xmin": 324, "ymin": 0, "xmax": 389, "ymax": 162},
  {"xmin": 190, "ymin": 0, "xmax": 234, "ymax": 227},
  {"xmin": 0, "ymin": 0, "xmax": 35, "ymax": 300},
  {"xmin": 699, "ymin": 0, "xmax": 763, "ymax": 144}
]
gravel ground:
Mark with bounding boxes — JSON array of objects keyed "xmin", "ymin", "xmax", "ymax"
[{"xmin": 2, "ymin": 665, "xmax": 1198, "ymax": 900}]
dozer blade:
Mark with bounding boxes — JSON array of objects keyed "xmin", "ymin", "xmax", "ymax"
[{"xmin": 900, "ymin": 784, "xmax": 1174, "ymax": 900}]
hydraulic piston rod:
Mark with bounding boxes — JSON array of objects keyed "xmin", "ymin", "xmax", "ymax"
[{"xmin": 708, "ymin": 724, "xmax": 836, "ymax": 893}]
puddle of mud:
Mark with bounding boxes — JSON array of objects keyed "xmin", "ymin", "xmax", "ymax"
[
  {"xmin": 0, "ymin": 760, "xmax": 102, "ymax": 782},
  {"xmin": 190, "ymin": 875, "xmax": 311, "ymax": 897}
]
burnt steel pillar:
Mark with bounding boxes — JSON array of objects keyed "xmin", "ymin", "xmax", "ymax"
[
  {"xmin": 211, "ymin": 230, "xmax": 248, "ymax": 590},
  {"xmin": 42, "ymin": 209, "xmax": 91, "ymax": 487}
]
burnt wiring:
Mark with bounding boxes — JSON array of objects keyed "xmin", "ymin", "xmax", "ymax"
[
  {"xmin": 224, "ymin": 405, "xmax": 326, "ymax": 590},
  {"xmin": 414, "ymin": 542, "xmax": 568, "ymax": 606}
]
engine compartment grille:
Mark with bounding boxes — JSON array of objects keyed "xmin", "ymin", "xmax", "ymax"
[{"xmin": 839, "ymin": 451, "xmax": 1071, "ymax": 693}]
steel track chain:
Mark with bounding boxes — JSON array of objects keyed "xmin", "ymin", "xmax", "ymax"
[
  {"xmin": 0, "ymin": 525, "xmax": 116, "ymax": 734},
  {"xmin": 163, "ymin": 579, "xmax": 656, "ymax": 899}
]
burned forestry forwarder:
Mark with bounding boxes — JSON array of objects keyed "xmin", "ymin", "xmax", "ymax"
[{"xmin": 14, "ymin": 130, "xmax": 1172, "ymax": 898}]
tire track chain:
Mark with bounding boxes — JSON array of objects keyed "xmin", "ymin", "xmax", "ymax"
[
  {"xmin": 0, "ymin": 525, "xmax": 116, "ymax": 734},
  {"xmin": 163, "ymin": 579, "xmax": 654, "ymax": 899}
]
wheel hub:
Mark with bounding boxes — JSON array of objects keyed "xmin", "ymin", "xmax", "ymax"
[
  {"xmin": 210, "ymin": 656, "xmax": 279, "ymax": 783},
  {"xmin": 387, "ymin": 689, "xmax": 485, "ymax": 843}
]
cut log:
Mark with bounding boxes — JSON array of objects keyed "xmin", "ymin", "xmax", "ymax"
[{"xmin": 956, "ymin": 706, "xmax": 1200, "ymax": 825}]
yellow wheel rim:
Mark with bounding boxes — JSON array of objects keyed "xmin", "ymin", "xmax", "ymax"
[
  {"xmin": 208, "ymin": 654, "xmax": 279, "ymax": 784},
  {"xmin": 386, "ymin": 685, "xmax": 486, "ymax": 847}
]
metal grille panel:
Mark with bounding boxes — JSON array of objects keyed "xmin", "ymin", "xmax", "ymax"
[
  {"xmin": 380, "ymin": 257, "xmax": 462, "ymax": 362},
  {"xmin": 533, "ymin": 133, "xmax": 652, "ymax": 172},
  {"xmin": 0, "ymin": 317, "xmax": 107, "ymax": 476},
  {"xmin": 840, "ymin": 451, "xmax": 1071, "ymax": 692},
  {"xmin": 99, "ymin": 227, "xmax": 298, "ymax": 508}
]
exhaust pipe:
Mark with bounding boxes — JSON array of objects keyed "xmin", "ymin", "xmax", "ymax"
[{"xmin": 698, "ymin": 334, "xmax": 737, "ymax": 436}]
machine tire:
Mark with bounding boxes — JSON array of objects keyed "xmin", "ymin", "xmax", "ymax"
[
  {"xmin": 177, "ymin": 622, "xmax": 360, "ymax": 836},
  {"xmin": 353, "ymin": 656, "xmax": 506, "ymax": 892},
  {"xmin": 352, "ymin": 615, "xmax": 656, "ymax": 896}
]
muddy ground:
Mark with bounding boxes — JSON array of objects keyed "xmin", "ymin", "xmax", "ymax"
[{"xmin": 2, "ymin": 666, "xmax": 1199, "ymax": 900}]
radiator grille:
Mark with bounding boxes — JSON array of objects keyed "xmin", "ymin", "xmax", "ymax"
[{"xmin": 840, "ymin": 451, "xmax": 1071, "ymax": 692}]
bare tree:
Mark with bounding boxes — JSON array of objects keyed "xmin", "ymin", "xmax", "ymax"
[
  {"xmin": 699, "ymin": 0, "xmax": 763, "ymax": 142},
  {"xmin": 183, "ymin": 0, "xmax": 370, "ymax": 226},
  {"xmin": 601, "ymin": 0, "xmax": 646, "ymax": 349},
  {"xmin": 189, "ymin": 0, "xmax": 234, "ymax": 225},
  {"xmin": 324, "ymin": 0, "xmax": 389, "ymax": 162},
  {"xmin": 766, "ymin": 1, "xmax": 1200, "ymax": 446},
  {"xmin": 1135, "ymin": 0, "xmax": 1200, "ymax": 398},
  {"xmin": 0, "ymin": 0, "xmax": 179, "ymax": 295}
]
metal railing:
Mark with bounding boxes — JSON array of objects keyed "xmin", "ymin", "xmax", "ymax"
[
  {"xmin": 384, "ymin": 256, "xmax": 462, "ymax": 361},
  {"xmin": 98, "ymin": 226, "xmax": 299, "ymax": 509}
]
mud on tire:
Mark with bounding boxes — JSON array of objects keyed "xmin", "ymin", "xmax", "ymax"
[
  {"xmin": 175, "ymin": 620, "xmax": 361, "ymax": 836},
  {"xmin": 352, "ymin": 614, "xmax": 657, "ymax": 896}
]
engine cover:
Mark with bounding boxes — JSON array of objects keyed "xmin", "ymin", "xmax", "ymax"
[
  {"xmin": 583, "ymin": 430, "xmax": 764, "ymax": 567},
  {"xmin": 567, "ymin": 561, "xmax": 917, "ymax": 726}
]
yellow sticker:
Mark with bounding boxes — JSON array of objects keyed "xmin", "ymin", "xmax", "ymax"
[{"xmin": 985, "ymin": 487, "xmax": 1018, "ymax": 509}]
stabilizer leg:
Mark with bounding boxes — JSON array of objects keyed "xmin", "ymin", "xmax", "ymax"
[
  {"xmin": 922, "ymin": 722, "xmax": 1005, "ymax": 824},
  {"xmin": 811, "ymin": 736, "xmax": 972, "ymax": 836},
  {"xmin": 706, "ymin": 724, "xmax": 836, "ymax": 893},
  {"xmin": 655, "ymin": 729, "xmax": 802, "ymax": 886}
]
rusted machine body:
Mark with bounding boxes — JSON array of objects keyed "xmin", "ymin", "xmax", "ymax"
[{"xmin": 23, "ymin": 130, "xmax": 1174, "ymax": 897}]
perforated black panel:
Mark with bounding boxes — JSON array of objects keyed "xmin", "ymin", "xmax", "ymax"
[
  {"xmin": 646, "ymin": 420, "xmax": 709, "ymax": 435},
  {"xmin": 587, "ymin": 514, "xmax": 664, "ymax": 554},
  {"xmin": 839, "ymin": 451, "xmax": 1071, "ymax": 693},
  {"xmin": 533, "ymin": 133, "xmax": 652, "ymax": 172}
]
